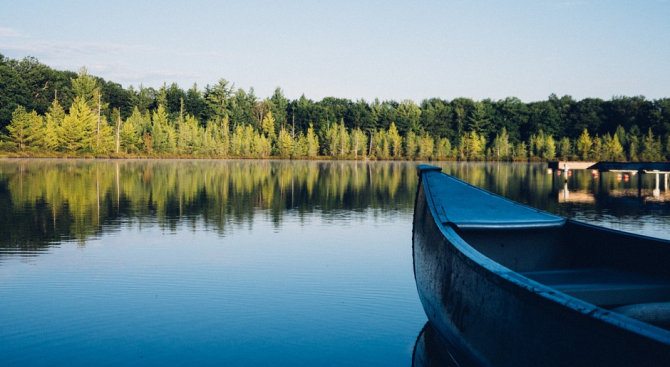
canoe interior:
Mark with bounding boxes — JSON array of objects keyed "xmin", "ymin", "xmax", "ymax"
[{"xmin": 455, "ymin": 220, "xmax": 670, "ymax": 310}]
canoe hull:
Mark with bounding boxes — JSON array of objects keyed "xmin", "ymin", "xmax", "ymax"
[{"xmin": 413, "ymin": 170, "xmax": 670, "ymax": 367}]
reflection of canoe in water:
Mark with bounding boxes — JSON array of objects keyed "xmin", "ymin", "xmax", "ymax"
[
  {"xmin": 412, "ymin": 322, "xmax": 459, "ymax": 367},
  {"xmin": 413, "ymin": 165, "xmax": 670, "ymax": 366}
]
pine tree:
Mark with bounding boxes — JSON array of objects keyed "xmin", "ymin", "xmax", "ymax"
[
  {"xmin": 558, "ymin": 137, "xmax": 571, "ymax": 160},
  {"xmin": 43, "ymin": 99, "xmax": 64, "ymax": 151},
  {"xmin": 544, "ymin": 135, "xmax": 556, "ymax": 159},
  {"xmin": 387, "ymin": 122, "xmax": 403, "ymax": 157},
  {"xmin": 71, "ymin": 67, "xmax": 99, "ymax": 110},
  {"xmin": 261, "ymin": 111, "xmax": 277, "ymax": 144},
  {"xmin": 277, "ymin": 128, "xmax": 294, "ymax": 158},
  {"xmin": 206, "ymin": 116, "xmax": 230, "ymax": 156},
  {"xmin": 492, "ymin": 128, "xmax": 510, "ymax": 160},
  {"xmin": 242, "ymin": 125, "xmax": 254, "ymax": 156},
  {"xmin": 230, "ymin": 125, "xmax": 245, "ymax": 156},
  {"xmin": 591, "ymin": 135, "xmax": 603, "ymax": 161},
  {"xmin": 293, "ymin": 132, "xmax": 308, "ymax": 158},
  {"xmin": 577, "ymin": 129, "xmax": 592, "ymax": 160},
  {"xmin": 350, "ymin": 128, "xmax": 367, "ymax": 158},
  {"xmin": 151, "ymin": 104, "xmax": 176, "ymax": 154},
  {"xmin": 323, "ymin": 122, "xmax": 339, "ymax": 156},
  {"xmin": 435, "ymin": 138, "xmax": 452, "ymax": 159},
  {"xmin": 338, "ymin": 119, "xmax": 350, "ymax": 156},
  {"xmin": 119, "ymin": 115, "xmax": 140, "ymax": 153},
  {"xmin": 514, "ymin": 141, "xmax": 528, "ymax": 160},
  {"xmin": 58, "ymin": 97, "xmax": 95, "ymax": 153},
  {"xmin": 373, "ymin": 129, "xmax": 389, "ymax": 158},
  {"xmin": 93, "ymin": 118, "xmax": 115, "ymax": 154},
  {"xmin": 254, "ymin": 132, "xmax": 272, "ymax": 157},
  {"xmin": 610, "ymin": 133, "xmax": 625, "ymax": 161},
  {"xmin": 405, "ymin": 131, "xmax": 419, "ymax": 158},
  {"xmin": 177, "ymin": 115, "xmax": 200, "ymax": 154},
  {"xmin": 5, "ymin": 106, "xmax": 43, "ymax": 150},
  {"xmin": 458, "ymin": 131, "xmax": 484, "ymax": 160},
  {"xmin": 306, "ymin": 123, "xmax": 319, "ymax": 157},
  {"xmin": 418, "ymin": 133, "xmax": 435, "ymax": 159},
  {"xmin": 641, "ymin": 129, "xmax": 662, "ymax": 161},
  {"xmin": 467, "ymin": 102, "xmax": 491, "ymax": 136}
]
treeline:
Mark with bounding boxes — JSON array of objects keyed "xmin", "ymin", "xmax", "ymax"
[{"xmin": 2, "ymin": 54, "xmax": 670, "ymax": 161}]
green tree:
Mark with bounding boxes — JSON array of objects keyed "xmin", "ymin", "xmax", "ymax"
[
  {"xmin": 544, "ymin": 135, "xmax": 556, "ymax": 159},
  {"xmin": 306, "ymin": 123, "xmax": 319, "ymax": 157},
  {"xmin": 492, "ymin": 127, "xmax": 511, "ymax": 160},
  {"xmin": 185, "ymin": 83, "xmax": 206, "ymax": 121},
  {"xmin": 591, "ymin": 135, "xmax": 603, "ymax": 161},
  {"xmin": 119, "ymin": 115, "xmax": 140, "ymax": 153},
  {"xmin": 322, "ymin": 122, "xmax": 339, "ymax": 156},
  {"xmin": 435, "ymin": 138, "xmax": 452, "ymax": 159},
  {"xmin": 58, "ymin": 97, "xmax": 95, "ymax": 153},
  {"xmin": 230, "ymin": 125, "xmax": 245, "ymax": 156},
  {"xmin": 270, "ymin": 88, "xmax": 289, "ymax": 132},
  {"xmin": 71, "ymin": 66, "xmax": 99, "ymax": 110},
  {"xmin": 558, "ymin": 137, "xmax": 571, "ymax": 160},
  {"xmin": 93, "ymin": 116, "xmax": 115, "ymax": 154},
  {"xmin": 577, "ymin": 129, "xmax": 593, "ymax": 160},
  {"xmin": 405, "ymin": 131, "xmax": 419, "ymax": 159},
  {"xmin": 514, "ymin": 141, "xmax": 528, "ymax": 160},
  {"xmin": 337, "ymin": 119, "xmax": 350, "ymax": 156},
  {"xmin": 43, "ymin": 99, "xmax": 64, "ymax": 151},
  {"xmin": 372, "ymin": 129, "xmax": 389, "ymax": 158},
  {"xmin": 5, "ymin": 106, "xmax": 43, "ymax": 150},
  {"xmin": 350, "ymin": 128, "xmax": 367, "ymax": 158},
  {"xmin": 396, "ymin": 100, "xmax": 421, "ymax": 134},
  {"xmin": 418, "ymin": 133, "xmax": 435, "ymax": 159},
  {"xmin": 177, "ymin": 115, "xmax": 201, "ymax": 154},
  {"xmin": 293, "ymin": 132, "xmax": 308, "ymax": 157},
  {"xmin": 277, "ymin": 128, "xmax": 294, "ymax": 158},
  {"xmin": 610, "ymin": 133, "xmax": 625, "ymax": 161},
  {"xmin": 204, "ymin": 79, "xmax": 233, "ymax": 119},
  {"xmin": 641, "ymin": 129, "xmax": 662, "ymax": 161},
  {"xmin": 458, "ymin": 131, "xmax": 485, "ymax": 160},
  {"xmin": 387, "ymin": 122, "xmax": 403, "ymax": 158},
  {"xmin": 467, "ymin": 101, "xmax": 492, "ymax": 137},
  {"xmin": 205, "ymin": 116, "xmax": 230, "ymax": 156},
  {"xmin": 241, "ymin": 125, "xmax": 254, "ymax": 156},
  {"xmin": 253, "ymin": 132, "xmax": 272, "ymax": 157},
  {"xmin": 151, "ymin": 104, "xmax": 176, "ymax": 153},
  {"xmin": 261, "ymin": 110, "xmax": 277, "ymax": 145}
]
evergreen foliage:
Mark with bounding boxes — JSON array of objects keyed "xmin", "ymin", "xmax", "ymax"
[{"xmin": 3, "ymin": 54, "xmax": 670, "ymax": 161}]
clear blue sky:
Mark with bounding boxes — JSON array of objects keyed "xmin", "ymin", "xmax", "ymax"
[{"xmin": 1, "ymin": 0, "xmax": 668, "ymax": 102}]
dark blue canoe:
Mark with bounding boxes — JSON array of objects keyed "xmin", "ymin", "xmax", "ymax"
[{"xmin": 413, "ymin": 165, "xmax": 670, "ymax": 367}]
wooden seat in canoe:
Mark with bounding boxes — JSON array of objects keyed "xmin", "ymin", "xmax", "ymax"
[{"xmin": 520, "ymin": 268, "xmax": 670, "ymax": 307}]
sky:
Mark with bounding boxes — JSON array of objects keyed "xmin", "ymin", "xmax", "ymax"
[{"xmin": 1, "ymin": 0, "xmax": 669, "ymax": 103}]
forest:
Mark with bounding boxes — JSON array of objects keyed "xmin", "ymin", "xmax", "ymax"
[{"xmin": 2, "ymin": 54, "xmax": 670, "ymax": 161}]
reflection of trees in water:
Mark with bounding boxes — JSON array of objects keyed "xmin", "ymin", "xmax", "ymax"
[{"xmin": 0, "ymin": 159, "xmax": 419, "ymax": 252}]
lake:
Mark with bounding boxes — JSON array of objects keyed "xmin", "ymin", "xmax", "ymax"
[{"xmin": 1, "ymin": 159, "xmax": 669, "ymax": 366}]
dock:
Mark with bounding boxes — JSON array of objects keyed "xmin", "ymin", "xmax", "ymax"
[
  {"xmin": 548, "ymin": 161, "xmax": 597, "ymax": 171},
  {"xmin": 549, "ymin": 161, "xmax": 670, "ymax": 202},
  {"xmin": 588, "ymin": 162, "xmax": 670, "ymax": 174},
  {"xmin": 548, "ymin": 161, "xmax": 670, "ymax": 174}
]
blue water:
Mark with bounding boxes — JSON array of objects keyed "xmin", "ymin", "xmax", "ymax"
[
  {"xmin": 2, "ymin": 218, "xmax": 421, "ymax": 366},
  {"xmin": 1, "ymin": 160, "xmax": 669, "ymax": 366},
  {"xmin": 0, "ymin": 160, "xmax": 424, "ymax": 366}
]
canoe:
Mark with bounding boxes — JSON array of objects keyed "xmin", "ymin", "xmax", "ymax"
[{"xmin": 413, "ymin": 165, "xmax": 670, "ymax": 366}]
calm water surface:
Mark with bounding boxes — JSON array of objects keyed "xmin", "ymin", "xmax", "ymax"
[{"xmin": 1, "ymin": 160, "xmax": 669, "ymax": 366}]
